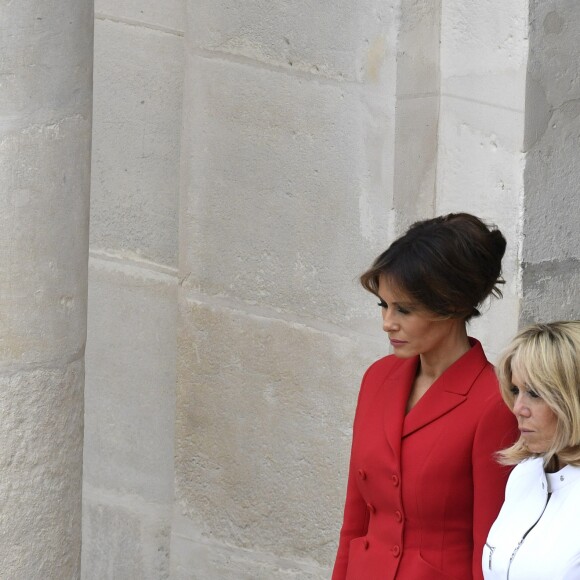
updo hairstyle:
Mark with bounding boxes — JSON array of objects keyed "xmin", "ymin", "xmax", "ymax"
[
  {"xmin": 497, "ymin": 321, "xmax": 580, "ymax": 467},
  {"xmin": 360, "ymin": 213, "xmax": 506, "ymax": 321}
]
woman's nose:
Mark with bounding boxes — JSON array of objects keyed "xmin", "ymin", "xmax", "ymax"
[
  {"xmin": 382, "ymin": 310, "xmax": 397, "ymax": 332},
  {"xmin": 513, "ymin": 395, "xmax": 531, "ymax": 418}
]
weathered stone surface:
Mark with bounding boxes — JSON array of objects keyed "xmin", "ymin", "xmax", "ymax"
[
  {"xmin": 520, "ymin": 259, "xmax": 580, "ymax": 325},
  {"xmin": 83, "ymin": 1, "xmax": 580, "ymax": 579},
  {"xmin": 187, "ymin": 0, "xmax": 398, "ymax": 82},
  {"xmin": 83, "ymin": 256, "xmax": 176, "ymax": 578},
  {"xmin": 82, "ymin": 495, "xmax": 171, "ymax": 580},
  {"xmin": 84, "ymin": 256, "xmax": 177, "ymax": 504},
  {"xmin": 90, "ymin": 19, "xmax": 183, "ymax": 266},
  {"xmin": 523, "ymin": 86, "xmax": 580, "ymax": 263},
  {"xmin": 0, "ymin": 362, "xmax": 83, "ymax": 578},
  {"xmin": 435, "ymin": 103, "xmax": 523, "ymax": 357},
  {"xmin": 0, "ymin": 1, "xmax": 93, "ymax": 125},
  {"xmin": 441, "ymin": 0, "xmax": 528, "ymax": 109},
  {"xmin": 420, "ymin": 0, "xmax": 528, "ymax": 355},
  {"xmin": 174, "ymin": 299, "xmax": 385, "ymax": 573},
  {"xmin": 1, "ymin": 3, "xmax": 91, "ymax": 578},
  {"xmin": 96, "ymin": 0, "xmax": 185, "ymax": 33},
  {"xmin": 397, "ymin": 0, "xmax": 441, "ymax": 96},
  {"xmin": 85, "ymin": 3, "xmax": 182, "ymax": 577},
  {"xmin": 0, "ymin": 118, "xmax": 91, "ymax": 365},
  {"xmin": 171, "ymin": 519, "xmax": 330, "ymax": 580},
  {"xmin": 521, "ymin": 0, "xmax": 580, "ymax": 324},
  {"xmin": 393, "ymin": 95, "xmax": 439, "ymax": 232},
  {"xmin": 391, "ymin": 0, "xmax": 441, "ymax": 234},
  {"xmin": 527, "ymin": 0, "xmax": 580, "ymax": 108},
  {"xmin": 523, "ymin": 89, "xmax": 580, "ymax": 265},
  {"xmin": 180, "ymin": 54, "xmax": 393, "ymax": 332}
]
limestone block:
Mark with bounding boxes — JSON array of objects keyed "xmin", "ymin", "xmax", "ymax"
[
  {"xmin": 519, "ymin": 0, "xmax": 580, "ymax": 326},
  {"xmin": 175, "ymin": 298, "xmax": 385, "ymax": 570},
  {"xmin": 435, "ymin": 108, "xmax": 523, "ymax": 354},
  {"xmin": 84, "ymin": 256, "xmax": 177, "ymax": 503},
  {"xmin": 95, "ymin": 0, "xmax": 185, "ymax": 33},
  {"xmin": 90, "ymin": 19, "xmax": 182, "ymax": 266},
  {"xmin": 467, "ymin": 294, "xmax": 521, "ymax": 364},
  {"xmin": 171, "ymin": 520, "xmax": 330, "ymax": 580},
  {"xmin": 393, "ymin": 96, "xmax": 439, "ymax": 231},
  {"xmin": 397, "ymin": 0, "xmax": 441, "ymax": 96},
  {"xmin": 520, "ymin": 260, "xmax": 580, "ymax": 326},
  {"xmin": 0, "ymin": 117, "xmax": 91, "ymax": 365},
  {"xmin": 180, "ymin": 55, "xmax": 393, "ymax": 330},
  {"xmin": 436, "ymin": 104, "xmax": 524, "ymax": 252},
  {"xmin": 523, "ymin": 105, "xmax": 580, "ymax": 264},
  {"xmin": 441, "ymin": 0, "xmax": 527, "ymax": 109},
  {"xmin": 439, "ymin": 92, "xmax": 525, "ymax": 154},
  {"xmin": 82, "ymin": 496, "xmax": 171, "ymax": 580},
  {"xmin": 527, "ymin": 0, "xmax": 580, "ymax": 108},
  {"xmin": 186, "ymin": 0, "xmax": 399, "ymax": 82},
  {"xmin": 0, "ymin": 362, "xmax": 83, "ymax": 578},
  {"xmin": 1, "ymin": 0, "xmax": 93, "ymax": 125}
]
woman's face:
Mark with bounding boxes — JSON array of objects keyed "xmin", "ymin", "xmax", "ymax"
[
  {"xmin": 376, "ymin": 277, "xmax": 464, "ymax": 360},
  {"xmin": 510, "ymin": 364, "xmax": 558, "ymax": 454}
]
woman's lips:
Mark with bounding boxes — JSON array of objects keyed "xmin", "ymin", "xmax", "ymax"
[{"xmin": 390, "ymin": 339, "xmax": 407, "ymax": 347}]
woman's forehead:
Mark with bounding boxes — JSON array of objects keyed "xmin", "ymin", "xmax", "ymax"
[{"xmin": 510, "ymin": 355, "xmax": 530, "ymax": 385}]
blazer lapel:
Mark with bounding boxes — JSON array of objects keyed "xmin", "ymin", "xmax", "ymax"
[
  {"xmin": 383, "ymin": 357, "xmax": 418, "ymax": 460},
  {"xmin": 402, "ymin": 339, "xmax": 488, "ymax": 438}
]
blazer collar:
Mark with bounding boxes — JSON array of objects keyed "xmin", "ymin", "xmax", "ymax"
[
  {"xmin": 402, "ymin": 338, "xmax": 489, "ymax": 438},
  {"xmin": 383, "ymin": 356, "xmax": 418, "ymax": 460}
]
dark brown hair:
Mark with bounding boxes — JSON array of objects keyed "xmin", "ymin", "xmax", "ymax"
[{"xmin": 360, "ymin": 213, "xmax": 506, "ymax": 320}]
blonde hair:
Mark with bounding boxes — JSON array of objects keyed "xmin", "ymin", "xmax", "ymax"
[{"xmin": 497, "ymin": 321, "xmax": 580, "ymax": 467}]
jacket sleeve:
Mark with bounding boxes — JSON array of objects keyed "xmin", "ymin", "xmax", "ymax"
[
  {"xmin": 563, "ymin": 555, "xmax": 580, "ymax": 579},
  {"xmin": 331, "ymin": 370, "xmax": 372, "ymax": 580},
  {"xmin": 471, "ymin": 395, "xmax": 518, "ymax": 580}
]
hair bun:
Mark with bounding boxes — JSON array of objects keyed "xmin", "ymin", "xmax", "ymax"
[
  {"xmin": 360, "ymin": 212, "xmax": 508, "ymax": 321},
  {"xmin": 489, "ymin": 228, "xmax": 507, "ymax": 262}
]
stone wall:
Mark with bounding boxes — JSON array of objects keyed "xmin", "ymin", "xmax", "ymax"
[
  {"xmin": 81, "ymin": 0, "xmax": 578, "ymax": 578},
  {"xmin": 521, "ymin": 0, "xmax": 580, "ymax": 324},
  {"xmin": 437, "ymin": 0, "xmax": 529, "ymax": 359},
  {"xmin": 172, "ymin": 1, "xmax": 398, "ymax": 576},
  {"xmin": 82, "ymin": 1, "xmax": 184, "ymax": 578}
]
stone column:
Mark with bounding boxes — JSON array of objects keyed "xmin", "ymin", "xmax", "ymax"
[
  {"xmin": 0, "ymin": 1, "xmax": 93, "ymax": 577},
  {"xmin": 393, "ymin": 0, "xmax": 441, "ymax": 233},
  {"xmin": 437, "ymin": 0, "xmax": 528, "ymax": 357},
  {"xmin": 521, "ymin": 0, "xmax": 580, "ymax": 323}
]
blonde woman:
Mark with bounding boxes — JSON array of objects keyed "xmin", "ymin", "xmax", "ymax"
[{"xmin": 483, "ymin": 321, "xmax": 580, "ymax": 579}]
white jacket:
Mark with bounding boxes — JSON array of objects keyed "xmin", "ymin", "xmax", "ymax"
[{"xmin": 483, "ymin": 457, "xmax": 580, "ymax": 579}]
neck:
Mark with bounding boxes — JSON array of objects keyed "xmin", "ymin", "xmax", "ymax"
[
  {"xmin": 546, "ymin": 454, "xmax": 566, "ymax": 473},
  {"xmin": 418, "ymin": 322, "xmax": 470, "ymax": 381}
]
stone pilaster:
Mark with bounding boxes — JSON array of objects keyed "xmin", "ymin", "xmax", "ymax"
[{"xmin": 0, "ymin": 1, "xmax": 93, "ymax": 577}]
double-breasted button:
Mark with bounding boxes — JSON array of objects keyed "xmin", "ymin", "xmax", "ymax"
[
  {"xmin": 391, "ymin": 474, "xmax": 400, "ymax": 487},
  {"xmin": 394, "ymin": 510, "xmax": 403, "ymax": 523},
  {"xmin": 367, "ymin": 503, "xmax": 376, "ymax": 514},
  {"xmin": 358, "ymin": 469, "xmax": 367, "ymax": 480},
  {"xmin": 392, "ymin": 545, "xmax": 401, "ymax": 558},
  {"xmin": 363, "ymin": 539, "xmax": 370, "ymax": 550}
]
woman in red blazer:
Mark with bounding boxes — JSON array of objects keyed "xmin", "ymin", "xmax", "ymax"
[{"xmin": 332, "ymin": 214, "xmax": 519, "ymax": 580}]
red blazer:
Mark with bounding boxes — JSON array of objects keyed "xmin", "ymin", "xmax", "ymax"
[{"xmin": 332, "ymin": 339, "xmax": 518, "ymax": 580}]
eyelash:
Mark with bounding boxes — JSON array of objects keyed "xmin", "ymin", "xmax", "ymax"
[
  {"xmin": 377, "ymin": 301, "xmax": 410, "ymax": 315},
  {"xmin": 509, "ymin": 386, "xmax": 541, "ymax": 399}
]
